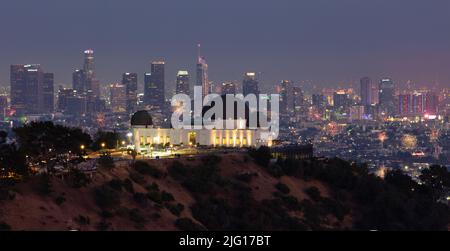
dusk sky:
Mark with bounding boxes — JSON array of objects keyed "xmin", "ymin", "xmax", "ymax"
[{"xmin": 1, "ymin": 0, "xmax": 450, "ymax": 92}]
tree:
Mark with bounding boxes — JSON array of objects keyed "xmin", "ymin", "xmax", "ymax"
[
  {"xmin": 98, "ymin": 153, "xmax": 115, "ymax": 170},
  {"xmin": 248, "ymin": 146, "xmax": 272, "ymax": 167},
  {"xmin": 92, "ymin": 131, "xmax": 121, "ymax": 151},
  {"xmin": 0, "ymin": 143, "xmax": 28, "ymax": 180},
  {"xmin": 419, "ymin": 165, "xmax": 450, "ymax": 201},
  {"xmin": 13, "ymin": 121, "xmax": 92, "ymax": 159}
]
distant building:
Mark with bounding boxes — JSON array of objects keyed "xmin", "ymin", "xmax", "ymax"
[
  {"xmin": 122, "ymin": 73, "xmax": 138, "ymax": 114},
  {"xmin": 0, "ymin": 95, "xmax": 8, "ymax": 119},
  {"xmin": 145, "ymin": 61, "xmax": 165, "ymax": 107},
  {"xmin": 221, "ymin": 81, "xmax": 237, "ymax": 95},
  {"xmin": 10, "ymin": 64, "xmax": 54, "ymax": 115},
  {"xmin": 196, "ymin": 45, "xmax": 209, "ymax": 97},
  {"xmin": 243, "ymin": 72, "xmax": 259, "ymax": 97},
  {"xmin": 360, "ymin": 77, "xmax": 378, "ymax": 106},
  {"xmin": 83, "ymin": 49, "xmax": 100, "ymax": 97},
  {"xmin": 379, "ymin": 78, "xmax": 396, "ymax": 116},
  {"xmin": 333, "ymin": 91, "xmax": 351, "ymax": 112},
  {"xmin": 398, "ymin": 91, "xmax": 439, "ymax": 116},
  {"xmin": 279, "ymin": 80, "xmax": 294, "ymax": 117},
  {"xmin": 58, "ymin": 88, "xmax": 87, "ymax": 116},
  {"xmin": 110, "ymin": 83, "xmax": 127, "ymax": 113},
  {"xmin": 176, "ymin": 70, "xmax": 190, "ymax": 96},
  {"xmin": 72, "ymin": 69, "xmax": 85, "ymax": 93},
  {"xmin": 42, "ymin": 73, "xmax": 54, "ymax": 113}
]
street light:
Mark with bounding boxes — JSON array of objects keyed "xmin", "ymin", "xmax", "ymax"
[
  {"xmin": 101, "ymin": 142, "xmax": 106, "ymax": 149},
  {"xmin": 80, "ymin": 145, "xmax": 85, "ymax": 150}
]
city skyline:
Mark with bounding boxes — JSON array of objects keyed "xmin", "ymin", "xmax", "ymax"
[{"xmin": 1, "ymin": 0, "xmax": 450, "ymax": 91}]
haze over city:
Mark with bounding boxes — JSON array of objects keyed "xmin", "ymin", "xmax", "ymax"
[{"xmin": 1, "ymin": 0, "xmax": 450, "ymax": 91}]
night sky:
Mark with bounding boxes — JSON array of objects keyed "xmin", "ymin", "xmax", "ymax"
[{"xmin": 1, "ymin": 0, "xmax": 450, "ymax": 92}]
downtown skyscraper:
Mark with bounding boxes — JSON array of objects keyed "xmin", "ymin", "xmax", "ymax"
[
  {"xmin": 379, "ymin": 78, "xmax": 396, "ymax": 116},
  {"xmin": 176, "ymin": 70, "xmax": 190, "ymax": 96},
  {"xmin": 72, "ymin": 50, "xmax": 100, "ymax": 97},
  {"xmin": 196, "ymin": 44, "xmax": 209, "ymax": 97},
  {"xmin": 360, "ymin": 77, "xmax": 379, "ymax": 108},
  {"xmin": 144, "ymin": 61, "xmax": 165, "ymax": 107},
  {"xmin": 243, "ymin": 72, "xmax": 260, "ymax": 97},
  {"xmin": 122, "ymin": 72, "xmax": 138, "ymax": 114},
  {"xmin": 10, "ymin": 64, "xmax": 54, "ymax": 115}
]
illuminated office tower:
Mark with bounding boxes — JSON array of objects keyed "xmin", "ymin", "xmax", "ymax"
[
  {"xmin": 42, "ymin": 73, "xmax": 54, "ymax": 113},
  {"xmin": 122, "ymin": 73, "xmax": 138, "ymax": 113},
  {"xmin": 10, "ymin": 64, "xmax": 53, "ymax": 115},
  {"xmin": 279, "ymin": 80, "xmax": 294, "ymax": 116},
  {"xmin": 221, "ymin": 81, "xmax": 237, "ymax": 95},
  {"xmin": 110, "ymin": 83, "xmax": 127, "ymax": 113},
  {"xmin": 243, "ymin": 72, "xmax": 259, "ymax": 97},
  {"xmin": 196, "ymin": 44, "xmax": 209, "ymax": 97},
  {"xmin": 176, "ymin": 70, "xmax": 190, "ymax": 95},
  {"xmin": 144, "ymin": 61, "xmax": 165, "ymax": 107},
  {"xmin": 360, "ymin": 77, "xmax": 374, "ymax": 105},
  {"xmin": 379, "ymin": 78, "xmax": 396, "ymax": 116}
]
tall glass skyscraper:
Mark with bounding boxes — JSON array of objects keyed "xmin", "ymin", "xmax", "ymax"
[
  {"xmin": 144, "ymin": 61, "xmax": 165, "ymax": 107},
  {"xmin": 379, "ymin": 78, "xmax": 396, "ymax": 116},
  {"xmin": 122, "ymin": 72, "xmax": 138, "ymax": 113},
  {"xmin": 196, "ymin": 44, "xmax": 209, "ymax": 97},
  {"xmin": 176, "ymin": 70, "xmax": 190, "ymax": 96},
  {"xmin": 10, "ymin": 64, "xmax": 54, "ymax": 115},
  {"xmin": 243, "ymin": 72, "xmax": 259, "ymax": 97}
]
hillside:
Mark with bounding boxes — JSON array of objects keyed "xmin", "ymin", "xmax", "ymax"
[{"xmin": 0, "ymin": 152, "xmax": 448, "ymax": 231}]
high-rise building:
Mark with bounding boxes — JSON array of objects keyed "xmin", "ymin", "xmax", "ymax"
[
  {"xmin": 72, "ymin": 69, "xmax": 85, "ymax": 93},
  {"xmin": 360, "ymin": 77, "xmax": 373, "ymax": 106},
  {"xmin": 83, "ymin": 49, "xmax": 100, "ymax": 96},
  {"xmin": 379, "ymin": 78, "xmax": 396, "ymax": 116},
  {"xmin": 122, "ymin": 73, "xmax": 138, "ymax": 113},
  {"xmin": 176, "ymin": 70, "xmax": 190, "ymax": 96},
  {"xmin": 0, "ymin": 95, "xmax": 8, "ymax": 119},
  {"xmin": 57, "ymin": 87, "xmax": 77, "ymax": 113},
  {"xmin": 72, "ymin": 50, "xmax": 100, "ymax": 97},
  {"xmin": 10, "ymin": 64, "xmax": 53, "ymax": 115},
  {"xmin": 110, "ymin": 83, "xmax": 127, "ymax": 113},
  {"xmin": 144, "ymin": 61, "xmax": 165, "ymax": 107},
  {"xmin": 425, "ymin": 92, "xmax": 439, "ymax": 115},
  {"xmin": 42, "ymin": 73, "xmax": 54, "ymax": 113},
  {"xmin": 292, "ymin": 87, "xmax": 306, "ymax": 122},
  {"xmin": 196, "ymin": 44, "xmax": 209, "ymax": 97},
  {"xmin": 243, "ymin": 72, "xmax": 259, "ymax": 97},
  {"xmin": 279, "ymin": 80, "xmax": 294, "ymax": 117},
  {"xmin": 221, "ymin": 81, "xmax": 237, "ymax": 95},
  {"xmin": 333, "ymin": 91, "xmax": 351, "ymax": 111},
  {"xmin": 398, "ymin": 94, "xmax": 412, "ymax": 115}
]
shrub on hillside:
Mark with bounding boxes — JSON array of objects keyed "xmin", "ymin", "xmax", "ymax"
[
  {"xmin": 68, "ymin": 168, "xmax": 91, "ymax": 188},
  {"xmin": 122, "ymin": 179, "xmax": 134, "ymax": 193},
  {"xmin": 168, "ymin": 161, "xmax": 189, "ymax": 180},
  {"xmin": 134, "ymin": 161, "xmax": 163, "ymax": 179},
  {"xmin": 304, "ymin": 187, "xmax": 321, "ymax": 202},
  {"xmin": 94, "ymin": 185, "xmax": 120, "ymax": 209},
  {"xmin": 0, "ymin": 221, "xmax": 11, "ymax": 231},
  {"xmin": 36, "ymin": 174, "xmax": 53, "ymax": 196},
  {"xmin": 275, "ymin": 182, "xmax": 290, "ymax": 194},
  {"xmin": 129, "ymin": 171, "xmax": 146, "ymax": 185},
  {"xmin": 175, "ymin": 218, "xmax": 207, "ymax": 231},
  {"xmin": 98, "ymin": 153, "xmax": 115, "ymax": 170},
  {"xmin": 166, "ymin": 203, "xmax": 185, "ymax": 216},
  {"xmin": 133, "ymin": 192, "xmax": 149, "ymax": 207},
  {"xmin": 248, "ymin": 146, "xmax": 272, "ymax": 167}
]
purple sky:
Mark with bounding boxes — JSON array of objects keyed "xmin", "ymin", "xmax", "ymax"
[{"xmin": 1, "ymin": 0, "xmax": 450, "ymax": 92}]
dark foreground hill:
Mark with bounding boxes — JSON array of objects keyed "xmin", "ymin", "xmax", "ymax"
[{"xmin": 0, "ymin": 152, "xmax": 449, "ymax": 231}]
